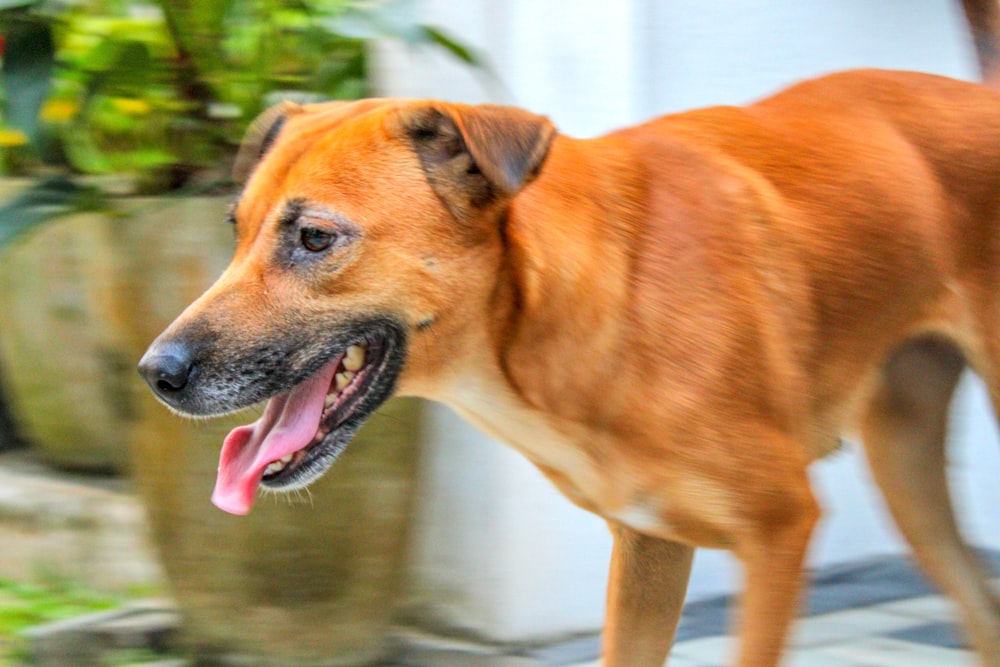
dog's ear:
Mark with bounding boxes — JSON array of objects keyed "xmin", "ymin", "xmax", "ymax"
[
  {"xmin": 232, "ymin": 101, "xmax": 302, "ymax": 184},
  {"xmin": 395, "ymin": 103, "xmax": 556, "ymax": 220}
]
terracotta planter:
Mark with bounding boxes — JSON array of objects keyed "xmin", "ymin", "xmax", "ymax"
[
  {"xmin": 0, "ymin": 180, "xmax": 133, "ymax": 471},
  {"xmin": 129, "ymin": 399, "xmax": 420, "ymax": 666},
  {"xmin": 112, "ymin": 196, "xmax": 421, "ymax": 666}
]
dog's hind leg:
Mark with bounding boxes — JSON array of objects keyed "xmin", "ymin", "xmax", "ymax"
[
  {"xmin": 602, "ymin": 524, "xmax": 694, "ymax": 667},
  {"xmin": 861, "ymin": 336, "xmax": 1000, "ymax": 666}
]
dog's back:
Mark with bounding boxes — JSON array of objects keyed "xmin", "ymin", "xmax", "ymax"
[
  {"xmin": 592, "ymin": 70, "xmax": 1000, "ymax": 452},
  {"xmin": 588, "ymin": 70, "xmax": 1000, "ymax": 666}
]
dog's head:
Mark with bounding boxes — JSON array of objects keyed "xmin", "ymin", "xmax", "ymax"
[{"xmin": 137, "ymin": 98, "xmax": 555, "ymax": 514}]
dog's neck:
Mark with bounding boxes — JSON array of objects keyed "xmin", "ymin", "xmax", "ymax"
[
  {"xmin": 492, "ymin": 135, "xmax": 645, "ymax": 423},
  {"xmin": 426, "ymin": 137, "xmax": 648, "ymax": 497}
]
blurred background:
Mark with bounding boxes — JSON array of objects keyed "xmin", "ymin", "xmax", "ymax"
[{"xmin": 0, "ymin": 1, "xmax": 999, "ymax": 666}]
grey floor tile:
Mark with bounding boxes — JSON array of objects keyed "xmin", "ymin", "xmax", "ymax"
[
  {"xmin": 887, "ymin": 621, "xmax": 966, "ymax": 650},
  {"xmin": 816, "ymin": 636, "xmax": 976, "ymax": 667},
  {"xmin": 805, "ymin": 558, "xmax": 935, "ymax": 616},
  {"xmin": 531, "ymin": 634, "xmax": 602, "ymax": 666},
  {"xmin": 873, "ymin": 594, "xmax": 958, "ymax": 622},
  {"xmin": 790, "ymin": 608, "xmax": 923, "ymax": 648},
  {"xmin": 669, "ymin": 635, "xmax": 734, "ymax": 664},
  {"xmin": 665, "ymin": 657, "xmax": 718, "ymax": 667},
  {"xmin": 784, "ymin": 648, "xmax": 880, "ymax": 667}
]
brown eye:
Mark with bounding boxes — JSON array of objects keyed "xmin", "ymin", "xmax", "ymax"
[{"xmin": 301, "ymin": 227, "xmax": 335, "ymax": 252}]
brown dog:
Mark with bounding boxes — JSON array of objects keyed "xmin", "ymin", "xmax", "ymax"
[{"xmin": 139, "ymin": 69, "xmax": 1000, "ymax": 666}]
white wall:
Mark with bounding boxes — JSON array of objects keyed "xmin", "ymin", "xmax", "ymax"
[
  {"xmin": 377, "ymin": 0, "xmax": 1000, "ymax": 643},
  {"xmin": 641, "ymin": 0, "xmax": 976, "ymax": 115},
  {"xmin": 405, "ymin": 406, "xmax": 611, "ymax": 642}
]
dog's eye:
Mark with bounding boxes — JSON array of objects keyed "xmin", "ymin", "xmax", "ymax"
[{"xmin": 300, "ymin": 227, "xmax": 335, "ymax": 252}]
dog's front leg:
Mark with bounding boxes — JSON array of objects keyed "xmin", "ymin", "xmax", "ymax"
[
  {"xmin": 732, "ymin": 470, "xmax": 819, "ymax": 667},
  {"xmin": 603, "ymin": 523, "xmax": 694, "ymax": 666}
]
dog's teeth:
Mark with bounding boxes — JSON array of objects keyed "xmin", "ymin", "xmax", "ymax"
[
  {"xmin": 344, "ymin": 345, "xmax": 366, "ymax": 372},
  {"xmin": 335, "ymin": 372, "xmax": 350, "ymax": 390},
  {"xmin": 264, "ymin": 454, "xmax": 295, "ymax": 477},
  {"xmin": 325, "ymin": 393, "xmax": 337, "ymax": 408}
]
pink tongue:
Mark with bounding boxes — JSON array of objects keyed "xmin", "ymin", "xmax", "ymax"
[{"xmin": 211, "ymin": 360, "xmax": 338, "ymax": 515}]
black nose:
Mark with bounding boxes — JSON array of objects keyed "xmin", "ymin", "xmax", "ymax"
[{"xmin": 138, "ymin": 341, "xmax": 195, "ymax": 396}]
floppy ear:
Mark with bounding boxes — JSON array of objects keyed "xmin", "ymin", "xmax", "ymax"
[
  {"xmin": 395, "ymin": 103, "xmax": 556, "ymax": 221},
  {"xmin": 232, "ymin": 101, "xmax": 302, "ymax": 184}
]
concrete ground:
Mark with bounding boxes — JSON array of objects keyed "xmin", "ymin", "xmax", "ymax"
[
  {"xmin": 572, "ymin": 587, "xmax": 996, "ymax": 667},
  {"xmin": 1, "ymin": 449, "xmax": 997, "ymax": 667},
  {"xmin": 564, "ymin": 556, "xmax": 1000, "ymax": 667}
]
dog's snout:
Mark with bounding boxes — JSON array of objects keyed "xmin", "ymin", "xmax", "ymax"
[{"xmin": 138, "ymin": 341, "xmax": 196, "ymax": 398}]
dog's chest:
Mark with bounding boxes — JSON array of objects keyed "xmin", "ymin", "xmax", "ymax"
[{"xmin": 445, "ymin": 374, "xmax": 608, "ymax": 512}]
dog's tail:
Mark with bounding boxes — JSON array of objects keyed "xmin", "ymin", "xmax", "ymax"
[{"xmin": 962, "ymin": 0, "xmax": 1000, "ymax": 92}]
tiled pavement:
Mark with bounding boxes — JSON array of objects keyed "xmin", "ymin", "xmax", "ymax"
[
  {"xmin": 565, "ymin": 552, "xmax": 1000, "ymax": 667},
  {"xmin": 7, "ymin": 552, "xmax": 1000, "ymax": 666},
  {"xmin": 1, "ymin": 450, "xmax": 996, "ymax": 666}
]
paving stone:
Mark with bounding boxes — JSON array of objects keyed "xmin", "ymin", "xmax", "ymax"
[
  {"xmin": 790, "ymin": 608, "xmax": 920, "ymax": 648},
  {"xmin": 0, "ymin": 452, "xmax": 163, "ymax": 593},
  {"xmin": 92, "ymin": 609, "xmax": 181, "ymax": 651},
  {"xmin": 887, "ymin": 621, "xmax": 966, "ymax": 650},
  {"xmin": 873, "ymin": 593, "xmax": 959, "ymax": 622},
  {"xmin": 816, "ymin": 636, "xmax": 977, "ymax": 667},
  {"xmin": 527, "ymin": 634, "xmax": 601, "ymax": 666},
  {"xmin": 22, "ymin": 604, "xmax": 181, "ymax": 667},
  {"xmin": 668, "ymin": 634, "xmax": 734, "ymax": 664},
  {"xmin": 389, "ymin": 630, "xmax": 540, "ymax": 667},
  {"xmin": 23, "ymin": 608, "xmax": 128, "ymax": 667},
  {"xmin": 556, "ymin": 554, "xmax": 1000, "ymax": 667},
  {"xmin": 784, "ymin": 648, "xmax": 876, "ymax": 667},
  {"xmin": 805, "ymin": 557, "xmax": 936, "ymax": 616}
]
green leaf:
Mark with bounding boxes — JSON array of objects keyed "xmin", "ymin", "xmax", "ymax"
[
  {"xmin": 0, "ymin": 177, "xmax": 108, "ymax": 248},
  {"xmin": 0, "ymin": 1, "xmax": 35, "ymax": 10},
  {"xmin": 124, "ymin": 148, "xmax": 176, "ymax": 169},
  {"xmin": 157, "ymin": 0, "xmax": 230, "ymax": 82},
  {"xmin": 418, "ymin": 25, "xmax": 480, "ymax": 66},
  {"xmin": 323, "ymin": 4, "xmax": 484, "ymax": 69}
]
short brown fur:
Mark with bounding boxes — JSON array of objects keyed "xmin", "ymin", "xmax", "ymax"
[{"xmin": 143, "ymin": 70, "xmax": 1000, "ymax": 666}]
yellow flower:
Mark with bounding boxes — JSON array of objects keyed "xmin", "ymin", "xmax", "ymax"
[
  {"xmin": 110, "ymin": 97, "xmax": 153, "ymax": 116},
  {"xmin": 40, "ymin": 98, "xmax": 80, "ymax": 123},
  {"xmin": 0, "ymin": 129, "xmax": 28, "ymax": 146}
]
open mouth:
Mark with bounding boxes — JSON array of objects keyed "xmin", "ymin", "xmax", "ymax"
[{"xmin": 211, "ymin": 322, "xmax": 405, "ymax": 515}]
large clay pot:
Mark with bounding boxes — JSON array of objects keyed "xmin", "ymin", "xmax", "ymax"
[
  {"xmin": 111, "ymin": 196, "xmax": 421, "ymax": 666},
  {"xmin": 130, "ymin": 398, "xmax": 421, "ymax": 667},
  {"xmin": 0, "ymin": 180, "xmax": 133, "ymax": 471}
]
